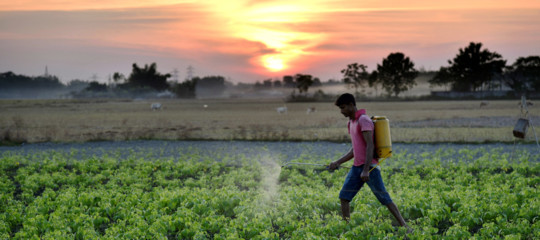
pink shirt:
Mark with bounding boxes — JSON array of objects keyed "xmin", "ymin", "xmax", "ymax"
[{"xmin": 348, "ymin": 109, "xmax": 378, "ymax": 166}]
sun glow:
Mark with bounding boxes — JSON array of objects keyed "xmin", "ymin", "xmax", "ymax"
[
  {"xmin": 4, "ymin": 0, "xmax": 538, "ymax": 83},
  {"xmin": 263, "ymin": 55, "xmax": 285, "ymax": 71},
  {"xmin": 201, "ymin": 2, "xmax": 326, "ymax": 74}
]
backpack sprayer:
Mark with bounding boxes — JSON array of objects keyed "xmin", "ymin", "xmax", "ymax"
[
  {"xmin": 282, "ymin": 116, "xmax": 392, "ymax": 172},
  {"xmin": 370, "ymin": 116, "xmax": 392, "ymax": 172}
]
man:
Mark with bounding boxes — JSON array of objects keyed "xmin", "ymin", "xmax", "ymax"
[{"xmin": 329, "ymin": 93, "xmax": 410, "ymax": 231}]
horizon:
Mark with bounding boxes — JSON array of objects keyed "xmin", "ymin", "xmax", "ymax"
[{"xmin": 1, "ymin": 1, "xmax": 539, "ymax": 84}]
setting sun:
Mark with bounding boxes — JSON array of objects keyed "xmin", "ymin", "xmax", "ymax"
[
  {"xmin": 263, "ymin": 55, "xmax": 285, "ymax": 71},
  {"xmin": 1, "ymin": 0, "xmax": 539, "ymax": 82}
]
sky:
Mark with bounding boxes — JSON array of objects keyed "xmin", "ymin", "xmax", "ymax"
[{"xmin": 1, "ymin": 0, "xmax": 539, "ymax": 84}]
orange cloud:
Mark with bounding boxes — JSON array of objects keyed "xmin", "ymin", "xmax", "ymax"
[
  {"xmin": 5, "ymin": 0, "xmax": 539, "ymax": 11},
  {"xmin": 1, "ymin": 0, "xmax": 539, "ymax": 82}
]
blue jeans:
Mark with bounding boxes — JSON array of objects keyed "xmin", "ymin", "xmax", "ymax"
[{"xmin": 339, "ymin": 165, "xmax": 393, "ymax": 205}]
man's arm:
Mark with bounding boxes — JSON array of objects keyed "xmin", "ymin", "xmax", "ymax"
[
  {"xmin": 329, "ymin": 147, "xmax": 353, "ymax": 170},
  {"xmin": 361, "ymin": 130, "xmax": 374, "ymax": 181}
]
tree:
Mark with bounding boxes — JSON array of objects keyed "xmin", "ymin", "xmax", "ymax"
[
  {"xmin": 283, "ymin": 75, "xmax": 295, "ymax": 88},
  {"xmin": 172, "ymin": 78, "xmax": 197, "ymax": 98},
  {"xmin": 126, "ymin": 63, "xmax": 170, "ymax": 91},
  {"xmin": 254, "ymin": 81, "xmax": 263, "ymax": 89},
  {"xmin": 504, "ymin": 56, "xmax": 540, "ymax": 92},
  {"xmin": 368, "ymin": 70, "xmax": 381, "ymax": 96},
  {"xmin": 85, "ymin": 81, "xmax": 107, "ymax": 92},
  {"xmin": 67, "ymin": 80, "xmax": 89, "ymax": 92},
  {"xmin": 196, "ymin": 76, "xmax": 226, "ymax": 97},
  {"xmin": 434, "ymin": 42, "xmax": 506, "ymax": 92},
  {"xmin": 341, "ymin": 63, "xmax": 369, "ymax": 94},
  {"xmin": 312, "ymin": 77, "xmax": 322, "ymax": 87},
  {"xmin": 0, "ymin": 71, "xmax": 64, "ymax": 89},
  {"xmin": 273, "ymin": 79, "xmax": 282, "ymax": 88},
  {"xmin": 429, "ymin": 67, "xmax": 453, "ymax": 89},
  {"xmin": 112, "ymin": 72, "xmax": 125, "ymax": 84},
  {"xmin": 263, "ymin": 79, "xmax": 273, "ymax": 88},
  {"xmin": 294, "ymin": 74, "xmax": 314, "ymax": 94},
  {"xmin": 375, "ymin": 52, "xmax": 419, "ymax": 97}
]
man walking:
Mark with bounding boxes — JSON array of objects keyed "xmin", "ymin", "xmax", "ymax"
[{"xmin": 329, "ymin": 93, "xmax": 410, "ymax": 231}]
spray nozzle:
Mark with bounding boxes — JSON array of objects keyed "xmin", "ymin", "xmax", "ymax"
[{"xmin": 281, "ymin": 162, "xmax": 349, "ymax": 171}]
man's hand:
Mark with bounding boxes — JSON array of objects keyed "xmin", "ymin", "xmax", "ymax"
[
  {"xmin": 328, "ymin": 161, "xmax": 340, "ymax": 170},
  {"xmin": 361, "ymin": 168, "xmax": 370, "ymax": 182}
]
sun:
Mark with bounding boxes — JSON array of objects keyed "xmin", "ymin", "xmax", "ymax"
[{"xmin": 263, "ymin": 55, "xmax": 285, "ymax": 72}]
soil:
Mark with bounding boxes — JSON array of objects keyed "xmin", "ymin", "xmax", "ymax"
[{"xmin": 1, "ymin": 140, "xmax": 538, "ymax": 163}]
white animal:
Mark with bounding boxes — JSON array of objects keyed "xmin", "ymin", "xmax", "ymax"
[
  {"xmin": 306, "ymin": 107, "xmax": 316, "ymax": 114},
  {"xmin": 276, "ymin": 106, "xmax": 287, "ymax": 114},
  {"xmin": 151, "ymin": 103, "xmax": 162, "ymax": 110},
  {"xmin": 203, "ymin": 104, "xmax": 208, "ymax": 109},
  {"xmin": 518, "ymin": 101, "xmax": 534, "ymax": 107}
]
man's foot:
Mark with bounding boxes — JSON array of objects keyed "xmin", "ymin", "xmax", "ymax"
[{"xmin": 406, "ymin": 226, "xmax": 413, "ymax": 234}]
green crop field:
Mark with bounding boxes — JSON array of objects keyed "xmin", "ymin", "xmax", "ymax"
[{"xmin": 1, "ymin": 144, "xmax": 538, "ymax": 239}]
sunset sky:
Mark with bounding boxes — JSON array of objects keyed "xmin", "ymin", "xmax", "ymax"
[{"xmin": 1, "ymin": 1, "xmax": 539, "ymax": 84}]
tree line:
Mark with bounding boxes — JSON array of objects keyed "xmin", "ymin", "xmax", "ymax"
[
  {"xmin": 0, "ymin": 72, "xmax": 89, "ymax": 97},
  {"xmin": 0, "ymin": 72, "xmax": 64, "ymax": 90},
  {"xmin": 340, "ymin": 42, "xmax": 539, "ymax": 97},
  {"xmin": 1, "ymin": 41, "xmax": 538, "ymax": 99}
]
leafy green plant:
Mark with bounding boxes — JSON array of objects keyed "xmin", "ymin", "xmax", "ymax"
[{"xmin": 0, "ymin": 146, "xmax": 538, "ymax": 239}]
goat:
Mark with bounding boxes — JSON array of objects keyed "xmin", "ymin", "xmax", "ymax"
[
  {"xmin": 151, "ymin": 103, "xmax": 162, "ymax": 110},
  {"xmin": 306, "ymin": 107, "xmax": 316, "ymax": 114},
  {"xmin": 479, "ymin": 101, "xmax": 489, "ymax": 108},
  {"xmin": 276, "ymin": 106, "xmax": 287, "ymax": 114}
]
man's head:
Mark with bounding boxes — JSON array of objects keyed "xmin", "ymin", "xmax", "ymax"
[
  {"xmin": 335, "ymin": 93, "xmax": 357, "ymax": 119},
  {"xmin": 335, "ymin": 93, "xmax": 356, "ymax": 107}
]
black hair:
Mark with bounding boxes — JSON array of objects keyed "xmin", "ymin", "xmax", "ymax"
[{"xmin": 334, "ymin": 93, "xmax": 356, "ymax": 106}]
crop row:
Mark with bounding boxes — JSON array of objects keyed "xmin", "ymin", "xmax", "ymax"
[{"xmin": 0, "ymin": 147, "xmax": 538, "ymax": 239}]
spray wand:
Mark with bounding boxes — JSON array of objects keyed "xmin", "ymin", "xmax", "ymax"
[{"xmin": 281, "ymin": 162, "xmax": 350, "ymax": 170}]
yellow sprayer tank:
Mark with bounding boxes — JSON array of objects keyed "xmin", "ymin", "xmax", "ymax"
[{"xmin": 372, "ymin": 116, "xmax": 392, "ymax": 158}]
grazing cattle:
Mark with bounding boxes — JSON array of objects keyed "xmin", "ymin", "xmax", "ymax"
[
  {"xmin": 306, "ymin": 107, "xmax": 316, "ymax": 114},
  {"xmin": 276, "ymin": 106, "xmax": 287, "ymax": 114},
  {"xmin": 151, "ymin": 103, "xmax": 162, "ymax": 110},
  {"xmin": 479, "ymin": 101, "xmax": 489, "ymax": 108}
]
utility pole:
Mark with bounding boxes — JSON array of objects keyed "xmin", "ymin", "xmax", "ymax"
[
  {"xmin": 172, "ymin": 68, "xmax": 179, "ymax": 83},
  {"xmin": 186, "ymin": 65, "xmax": 194, "ymax": 81}
]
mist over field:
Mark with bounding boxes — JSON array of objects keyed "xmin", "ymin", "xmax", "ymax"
[{"xmin": 0, "ymin": 76, "xmax": 443, "ymax": 100}]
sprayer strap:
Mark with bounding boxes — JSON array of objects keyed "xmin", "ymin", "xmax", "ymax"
[{"xmin": 369, "ymin": 151, "xmax": 391, "ymax": 172}]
